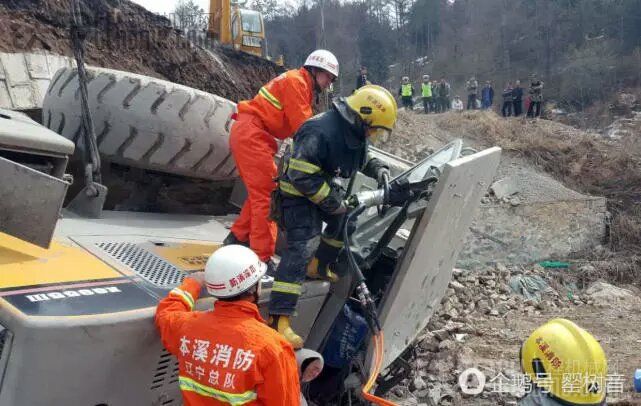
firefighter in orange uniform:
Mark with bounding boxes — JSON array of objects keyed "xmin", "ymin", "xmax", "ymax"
[
  {"xmin": 224, "ymin": 50, "xmax": 340, "ymax": 272},
  {"xmin": 155, "ymin": 245, "xmax": 301, "ymax": 405}
]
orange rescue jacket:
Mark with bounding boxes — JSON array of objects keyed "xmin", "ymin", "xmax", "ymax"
[
  {"xmin": 237, "ymin": 67, "xmax": 314, "ymax": 140},
  {"xmin": 155, "ymin": 279, "xmax": 301, "ymax": 405}
]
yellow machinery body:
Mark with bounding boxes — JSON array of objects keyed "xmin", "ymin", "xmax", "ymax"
[{"xmin": 209, "ymin": 0, "xmax": 266, "ymax": 57}]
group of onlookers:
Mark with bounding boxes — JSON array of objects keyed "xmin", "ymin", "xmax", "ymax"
[
  {"xmin": 500, "ymin": 75, "xmax": 544, "ymax": 118},
  {"xmin": 461, "ymin": 74, "xmax": 545, "ymax": 117},
  {"xmin": 397, "ymin": 74, "xmax": 455, "ymax": 113},
  {"xmin": 380, "ymin": 69, "xmax": 545, "ymax": 118}
]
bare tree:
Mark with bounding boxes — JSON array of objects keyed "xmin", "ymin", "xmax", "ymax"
[{"xmin": 173, "ymin": 0, "xmax": 206, "ymax": 32}]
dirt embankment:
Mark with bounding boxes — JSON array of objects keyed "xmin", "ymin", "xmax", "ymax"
[
  {"xmin": 377, "ymin": 110, "xmax": 641, "ymax": 255},
  {"xmin": 0, "ymin": 0, "xmax": 282, "ymax": 102},
  {"xmin": 0, "ymin": 0, "xmax": 285, "ymax": 213}
]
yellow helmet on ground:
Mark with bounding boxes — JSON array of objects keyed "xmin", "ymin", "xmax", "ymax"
[
  {"xmin": 344, "ymin": 84, "xmax": 398, "ymax": 131},
  {"xmin": 520, "ymin": 318, "xmax": 607, "ymax": 405}
]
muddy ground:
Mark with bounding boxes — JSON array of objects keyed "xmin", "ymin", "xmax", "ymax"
[
  {"xmin": 461, "ymin": 303, "xmax": 641, "ymax": 405},
  {"xmin": 0, "ymin": 0, "xmax": 282, "ymax": 101},
  {"xmin": 379, "ymin": 262, "xmax": 641, "ymax": 406}
]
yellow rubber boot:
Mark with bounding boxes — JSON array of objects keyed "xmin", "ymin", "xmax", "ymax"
[
  {"xmin": 269, "ymin": 316, "xmax": 304, "ymax": 349},
  {"xmin": 306, "ymin": 258, "xmax": 340, "ymax": 283}
]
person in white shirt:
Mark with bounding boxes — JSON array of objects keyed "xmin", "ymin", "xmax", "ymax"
[{"xmin": 451, "ymin": 95, "xmax": 464, "ymax": 111}]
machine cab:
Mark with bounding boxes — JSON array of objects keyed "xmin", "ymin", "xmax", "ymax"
[{"xmin": 231, "ymin": 8, "xmax": 265, "ymax": 57}]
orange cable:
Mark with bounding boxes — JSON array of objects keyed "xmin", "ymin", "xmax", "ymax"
[{"xmin": 361, "ymin": 332, "xmax": 398, "ymax": 406}]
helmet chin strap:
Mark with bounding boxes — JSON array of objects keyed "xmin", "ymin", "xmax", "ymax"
[
  {"xmin": 311, "ymin": 71, "xmax": 322, "ymax": 104},
  {"xmin": 333, "ymin": 98, "xmax": 367, "ymax": 138},
  {"xmin": 252, "ymin": 283, "xmax": 262, "ymax": 303}
]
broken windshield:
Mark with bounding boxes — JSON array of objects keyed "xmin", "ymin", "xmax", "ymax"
[{"xmin": 397, "ymin": 139, "xmax": 463, "ymax": 184}]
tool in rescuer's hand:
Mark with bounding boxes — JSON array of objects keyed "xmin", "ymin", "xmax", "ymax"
[{"xmin": 341, "ymin": 175, "xmax": 437, "ymax": 405}]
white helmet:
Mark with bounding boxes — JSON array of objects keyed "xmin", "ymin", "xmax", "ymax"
[
  {"xmin": 204, "ymin": 245, "xmax": 266, "ymax": 298},
  {"xmin": 423, "ymin": 74, "xmax": 429, "ymax": 80},
  {"xmin": 296, "ymin": 349, "xmax": 324, "ymax": 383},
  {"xmin": 304, "ymin": 49, "xmax": 339, "ymax": 78}
]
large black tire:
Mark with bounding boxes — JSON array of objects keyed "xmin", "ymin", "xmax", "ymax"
[{"xmin": 43, "ymin": 66, "xmax": 238, "ymax": 180}]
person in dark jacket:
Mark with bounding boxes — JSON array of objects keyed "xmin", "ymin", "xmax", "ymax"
[
  {"xmin": 355, "ymin": 66, "xmax": 369, "ymax": 90},
  {"xmin": 438, "ymin": 78, "xmax": 451, "ymax": 113},
  {"xmin": 269, "ymin": 85, "xmax": 410, "ymax": 348},
  {"xmin": 431, "ymin": 80, "xmax": 440, "ymax": 112},
  {"xmin": 501, "ymin": 82, "xmax": 513, "ymax": 117},
  {"xmin": 481, "ymin": 81, "xmax": 494, "ymax": 109},
  {"xmin": 466, "ymin": 76, "xmax": 479, "ymax": 110},
  {"xmin": 512, "ymin": 80, "xmax": 524, "ymax": 116}
]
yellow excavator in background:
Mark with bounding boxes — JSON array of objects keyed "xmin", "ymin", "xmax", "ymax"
[{"xmin": 208, "ymin": 0, "xmax": 283, "ymax": 65}]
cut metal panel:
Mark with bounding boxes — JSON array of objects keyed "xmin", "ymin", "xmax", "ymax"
[
  {"xmin": 377, "ymin": 147, "xmax": 501, "ymax": 369},
  {"xmin": 0, "ymin": 156, "xmax": 68, "ymax": 248}
]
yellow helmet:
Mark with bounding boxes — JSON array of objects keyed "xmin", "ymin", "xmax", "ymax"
[
  {"xmin": 344, "ymin": 85, "xmax": 398, "ymax": 131},
  {"xmin": 521, "ymin": 319, "xmax": 607, "ymax": 405}
]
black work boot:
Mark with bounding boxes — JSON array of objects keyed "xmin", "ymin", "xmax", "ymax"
[{"xmin": 222, "ymin": 231, "xmax": 249, "ymax": 248}]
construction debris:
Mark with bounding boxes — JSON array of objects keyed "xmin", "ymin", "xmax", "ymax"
[
  {"xmin": 490, "ymin": 177, "xmax": 520, "ymax": 200},
  {"xmin": 585, "ymin": 281, "xmax": 639, "ymax": 307},
  {"xmin": 508, "ymin": 274, "xmax": 551, "ymax": 303},
  {"xmin": 385, "ymin": 263, "xmax": 641, "ymax": 405}
]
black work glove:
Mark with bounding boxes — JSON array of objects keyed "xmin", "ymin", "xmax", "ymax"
[
  {"xmin": 376, "ymin": 167, "xmax": 391, "ymax": 185},
  {"xmin": 388, "ymin": 178, "xmax": 411, "ymax": 206}
]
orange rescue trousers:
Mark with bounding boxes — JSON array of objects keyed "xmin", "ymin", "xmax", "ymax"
[{"xmin": 229, "ymin": 115, "xmax": 279, "ymax": 262}]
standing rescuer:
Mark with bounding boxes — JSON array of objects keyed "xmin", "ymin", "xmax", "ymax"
[
  {"xmin": 269, "ymin": 85, "xmax": 411, "ymax": 348},
  {"xmin": 398, "ymin": 76, "xmax": 414, "ymax": 110},
  {"xmin": 225, "ymin": 50, "xmax": 339, "ymax": 272},
  {"xmin": 421, "ymin": 74, "xmax": 432, "ymax": 114},
  {"xmin": 155, "ymin": 245, "xmax": 301, "ymax": 405}
]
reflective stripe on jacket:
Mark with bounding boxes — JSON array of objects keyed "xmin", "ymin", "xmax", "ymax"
[
  {"xmin": 237, "ymin": 67, "xmax": 314, "ymax": 140},
  {"xmin": 155, "ymin": 279, "xmax": 301, "ymax": 405},
  {"xmin": 279, "ymin": 108, "xmax": 387, "ymax": 213}
]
